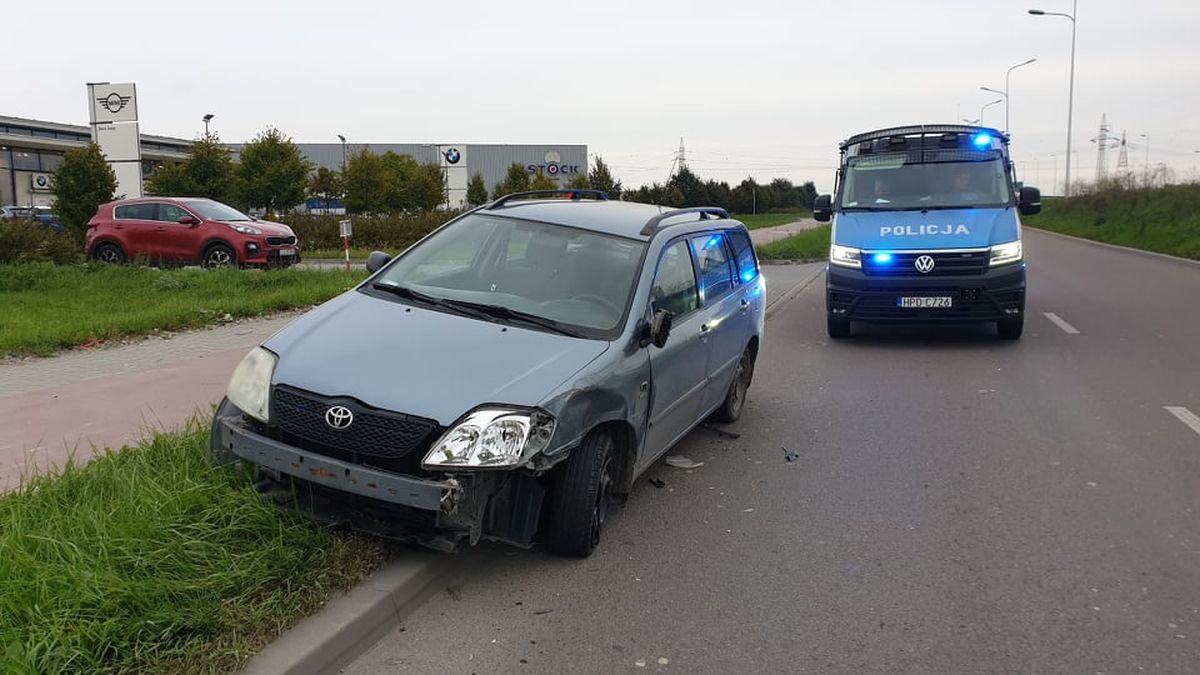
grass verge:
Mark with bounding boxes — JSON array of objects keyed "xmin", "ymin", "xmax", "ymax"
[
  {"xmin": 1031, "ymin": 184, "xmax": 1200, "ymax": 260},
  {"xmin": 755, "ymin": 225, "xmax": 831, "ymax": 261},
  {"xmin": 0, "ymin": 426, "xmax": 389, "ymax": 675},
  {"xmin": 0, "ymin": 264, "xmax": 368, "ymax": 357},
  {"xmin": 733, "ymin": 210, "xmax": 813, "ymax": 230}
]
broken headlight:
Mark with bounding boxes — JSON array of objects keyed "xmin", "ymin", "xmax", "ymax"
[{"xmin": 422, "ymin": 409, "xmax": 556, "ymax": 469}]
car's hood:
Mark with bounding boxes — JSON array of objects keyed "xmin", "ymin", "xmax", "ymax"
[
  {"xmin": 264, "ymin": 292, "xmax": 610, "ymax": 426},
  {"xmin": 833, "ymin": 208, "xmax": 1019, "ymax": 250}
]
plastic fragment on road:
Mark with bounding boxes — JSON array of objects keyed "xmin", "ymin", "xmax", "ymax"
[
  {"xmin": 665, "ymin": 455, "xmax": 704, "ymax": 469},
  {"xmin": 648, "ymin": 477, "xmax": 666, "ymax": 488},
  {"xmin": 782, "ymin": 446, "xmax": 800, "ymax": 462}
]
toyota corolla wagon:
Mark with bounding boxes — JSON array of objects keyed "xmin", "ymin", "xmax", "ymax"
[{"xmin": 211, "ymin": 190, "xmax": 766, "ymax": 557}]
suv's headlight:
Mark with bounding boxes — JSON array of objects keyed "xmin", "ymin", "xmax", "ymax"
[
  {"xmin": 830, "ymin": 244, "xmax": 862, "ymax": 269},
  {"xmin": 989, "ymin": 240, "xmax": 1023, "ymax": 267},
  {"xmin": 423, "ymin": 409, "xmax": 556, "ymax": 469},
  {"xmin": 226, "ymin": 223, "xmax": 262, "ymax": 235},
  {"xmin": 227, "ymin": 347, "xmax": 277, "ymax": 422}
]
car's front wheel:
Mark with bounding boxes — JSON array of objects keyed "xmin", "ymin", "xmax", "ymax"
[
  {"xmin": 545, "ymin": 429, "xmax": 616, "ymax": 558},
  {"xmin": 203, "ymin": 243, "xmax": 237, "ymax": 268}
]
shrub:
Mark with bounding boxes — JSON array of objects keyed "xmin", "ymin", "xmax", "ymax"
[
  {"xmin": 0, "ymin": 221, "xmax": 83, "ymax": 264},
  {"xmin": 284, "ymin": 212, "xmax": 450, "ymax": 252}
]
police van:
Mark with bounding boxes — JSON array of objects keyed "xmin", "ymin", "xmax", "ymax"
[{"xmin": 812, "ymin": 124, "xmax": 1040, "ymax": 340}]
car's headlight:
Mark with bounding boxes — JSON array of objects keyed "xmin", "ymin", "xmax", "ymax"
[
  {"xmin": 989, "ymin": 240, "xmax": 1023, "ymax": 267},
  {"xmin": 423, "ymin": 409, "xmax": 556, "ymax": 469},
  {"xmin": 830, "ymin": 244, "xmax": 862, "ymax": 269},
  {"xmin": 226, "ymin": 223, "xmax": 262, "ymax": 235},
  {"xmin": 227, "ymin": 347, "xmax": 277, "ymax": 423}
]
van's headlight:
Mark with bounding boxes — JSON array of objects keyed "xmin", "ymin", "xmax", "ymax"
[
  {"xmin": 989, "ymin": 240, "xmax": 1023, "ymax": 267},
  {"xmin": 227, "ymin": 347, "xmax": 277, "ymax": 423},
  {"xmin": 423, "ymin": 409, "xmax": 556, "ymax": 469},
  {"xmin": 830, "ymin": 244, "xmax": 862, "ymax": 269}
]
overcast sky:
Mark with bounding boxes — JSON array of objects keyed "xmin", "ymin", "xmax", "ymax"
[{"xmin": 9, "ymin": 0, "xmax": 1200, "ymax": 193}]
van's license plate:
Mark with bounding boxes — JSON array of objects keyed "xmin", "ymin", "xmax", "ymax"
[{"xmin": 898, "ymin": 296, "xmax": 952, "ymax": 308}]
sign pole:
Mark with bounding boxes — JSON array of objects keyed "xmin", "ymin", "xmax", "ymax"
[{"xmin": 339, "ymin": 219, "xmax": 353, "ymax": 272}]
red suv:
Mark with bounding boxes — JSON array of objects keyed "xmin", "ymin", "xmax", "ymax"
[{"xmin": 85, "ymin": 197, "xmax": 300, "ymax": 267}]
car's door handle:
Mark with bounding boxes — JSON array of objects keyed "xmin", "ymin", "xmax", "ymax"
[
  {"xmin": 739, "ymin": 299, "xmax": 750, "ymax": 312},
  {"xmin": 155, "ymin": 227, "xmax": 166, "ymax": 232},
  {"xmin": 700, "ymin": 323, "xmax": 711, "ymax": 334}
]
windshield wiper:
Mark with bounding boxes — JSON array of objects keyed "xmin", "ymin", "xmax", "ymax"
[
  {"xmin": 370, "ymin": 283, "xmax": 492, "ymax": 320},
  {"xmin": 443, "ymin": 301, "xmax": 585, "ymax": 338}
]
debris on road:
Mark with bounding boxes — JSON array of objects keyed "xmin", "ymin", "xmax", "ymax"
[
  {"xmin": 665, "ymin": 455, "xmax": 705, "ymax": 469},
  {"xmin": 649, "ymin": 477, "xmax": 667, "ymax": 489},
  {"xmin": 635, "ymin": 658, "xmax": 647, "ymax": 667},
  {"xmin": 699, "ymin": 422, "xmax": 741, "ymax": 440},
  {"xmin": 782, "ymin": 446, "xmax": 800, "ymax": 462}
]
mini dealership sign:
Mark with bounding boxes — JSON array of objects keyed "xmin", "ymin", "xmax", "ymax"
[{"xmin": 86, "ymin": 82, "xmax": 143, "ymax": 198}]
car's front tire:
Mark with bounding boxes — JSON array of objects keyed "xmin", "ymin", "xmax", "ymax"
[
  {"xmin": 545, "ymin": 429, "xmax": 617, "ymax": 558},
  {"xmin": 203, "ymin": 243, "xmax": 237, "ymax": 268}
]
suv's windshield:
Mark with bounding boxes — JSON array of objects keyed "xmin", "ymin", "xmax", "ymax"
[
  {"xmin": 182, "ymin": 199, "xmax": 252, "ymax": 221},
  {"xmin": 839, "ymin": 157, "xmax": 1012, "ymax": 210},
  {"xmin": 371, "ymin": 214, "xmax": 647, "ymax": 335}
]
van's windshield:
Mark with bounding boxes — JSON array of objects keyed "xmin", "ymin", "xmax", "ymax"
[
  {"xmin": 839, "ymin": 157, "xmax": 1012, "ymax": 211},
  {"xmin": 370, "ymin": 214, "xmax": 647, "ymax": 336}
]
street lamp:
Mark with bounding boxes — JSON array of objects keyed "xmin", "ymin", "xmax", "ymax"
[
  {"xmin": 980, "ymin": 98, "xmax": 1004, "ymax": 127},
  {"xmin": 1139, "ymin": 133, "xmax": 1149, "ymax": 186},
  {"xmin": 1003, "ymin": 58, "xmax": 1037, "ymax": 134},
  {"xmin": 980, "ymin": 86, "xmax": 1008, "ymax": 125},
  {"xmin": 202, "ymin": 113, "xmax": 214, "ymax": 137},
  {"xmin": 962, "ymin": 118, "xmax": 981, "ymax": 125},
  {"xmin": 1030, "ymin": 2, "xmax": 1077, "ymax": 195},
  {"xmin": 337, "ymin": 134, "xmax": 347, "ymax": 171}
]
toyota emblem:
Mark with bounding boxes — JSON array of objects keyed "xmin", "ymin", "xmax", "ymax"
[
  {"xmin": 325, "ymin": 405, "xmax": 354, "ymax": 429},
  {"xmin": 914, "ymin": 255, "xmax": 936, "ymax": 274}
]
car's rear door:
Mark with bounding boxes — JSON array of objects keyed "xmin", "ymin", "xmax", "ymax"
[
  {"xmin": 688, "ymin": 231, "xmax": 749, "ymax": 415},
  {"xmin": 112, "ymin": 202, "xmax": 159, "ymax": 260}
]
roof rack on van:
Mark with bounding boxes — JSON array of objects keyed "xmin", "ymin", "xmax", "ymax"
[
  {"xmin": 487, "ymin": 190, "xmax": 609, "ymax": 209},
  {"xmin": 639, "ymin": 207, "xmax": 729, "ymax": 236}
]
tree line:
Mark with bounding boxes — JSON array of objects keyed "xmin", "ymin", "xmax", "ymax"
[{"xmin": 623, "ymin": 165, "xmax": 818, "ymax": 213}]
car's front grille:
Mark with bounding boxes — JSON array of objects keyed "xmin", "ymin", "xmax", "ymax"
[
  {"xmin": 272, "ymin": 385, "xmax": 439, "ymax": 460},
  {"xmin": 267, "ymin": 235, "xmax": 296, "ymax": 246},
  {"xmin": 862, "ymin": 250, "xmax": 989, "ymax": 276}
]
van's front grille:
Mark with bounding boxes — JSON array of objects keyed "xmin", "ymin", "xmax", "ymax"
[
  {"xmin": 862, "ymin": 250, "xmax": 989, "ymax": 276},
  {"xmin": 271, "ymin": 385, "xmax": 439, "ymax": 461}
]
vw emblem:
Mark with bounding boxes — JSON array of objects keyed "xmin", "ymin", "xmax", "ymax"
[
  {"xmin": 325, "ymin": 406, "xmax": 354, "ymax": 429},
  {"xmin": 443, "ymin": 148, "xmax": 460, "ymax": 164},
  {"xmin": 914, "ymin": 255, "xmax": 936, "ymax": 274}
]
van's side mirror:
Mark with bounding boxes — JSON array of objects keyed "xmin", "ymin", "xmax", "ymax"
[
  {"xmin": 813, "ymin": 194, "xmax": 833, "ymax": 222},
  {"xmin": 1018, "ymin": 186, "xmax": 1041, "ymax": 216},
  {"xmin": 649, "ymin": 308, "xmax": 673, "ymax": 348},
  {"xmin": 366, "ymin": 251, "xmax": 392, "ymax": 273}
]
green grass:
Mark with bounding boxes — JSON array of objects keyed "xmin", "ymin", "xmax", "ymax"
[
  {"xmin": 1031, "ymin": 184, "xmax": 1200, "ymax": 260},
  {"xmin": 731, "ymin": 210, "xmax": 812, "ymax": 230},
  {"xmin": 755, "ymin": 225, "xmax": 831, "ymax": 261},
  {"xmin": 0, "ymin": 264, "xmax": 369, "ymax": 357},
  {"xmin": 0, "ymin": 426, "xmax": 389, "ymax": 675},
  {"xmin": 304, "ymin": 248, "xmax": 378, "ymax": 261}
]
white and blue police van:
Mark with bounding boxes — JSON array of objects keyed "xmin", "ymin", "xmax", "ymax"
[{"xmin": 813, "ymin": 124, "xmax": 1041, "ymax": 340}]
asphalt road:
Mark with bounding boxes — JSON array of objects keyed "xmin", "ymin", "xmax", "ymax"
[{"xmin": 344, "ymin": 229, "xmax": 1200, "ymax": 674}]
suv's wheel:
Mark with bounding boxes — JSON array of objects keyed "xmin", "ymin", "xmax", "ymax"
[
  {"xmin": 545, "ymin": 430, "xmax": 616, "ymax": 558},
  {"xmin": 997, "ymin": 317, "xmax": 1024, "ymax": 340},
  {"xmin": 712, "ymin": 347, "xmax": 755, "ymax": 423},
  {"xmin": 828, "ymin": 316, "xmax": 851, "ymax": 339},
  {"xmin": 92, "ymin": 242, "xmax": 126, "ymax": 264},
  {"xmin": 203, "ymin": 243, "xmax": 237, "ymax": 268}
]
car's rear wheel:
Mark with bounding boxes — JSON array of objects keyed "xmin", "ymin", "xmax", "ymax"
[
  {"xmin": 203, "ymin": 243, "xmax": 236, "ymax": 268},
  {"xmin": 712, "ymin": 347, "xmax": 755, "ymax": 423},
  {"xmin": 545, "ymin": 429, "xmax": 616, "ymax": 558},
  {"xmin": 92, "ymin": 242, "xmax": 126, "ymax": 264},
  {"xmin": 828, "ymin": 316, "xmax": 851, "ymax": 339},
  {"xmin": 997, "ymin": 317, "xmax": 1024, "ymax": 340}
]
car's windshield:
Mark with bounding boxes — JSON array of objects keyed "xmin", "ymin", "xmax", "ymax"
[
  {"xmin": 839, "ymin": 157, "xmax": 1012, "ymax": 210},
  {"xmin": 181, "ymin": 199, "xmax": 252, "ymax": 221},
  {"xmin": 372, "ymin": 214, "xmax": 647, "ymax": 335}
]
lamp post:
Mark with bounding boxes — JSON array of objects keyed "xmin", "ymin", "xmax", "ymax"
[
  {"xmin": 337, "ymin": 134, "xmax": 347, "ymax": 171},
  {"xmin": 1030, "ymin": 2, "xmax": 1077, "ymax": 195},
  {"xmin": 1139, "ymin": 133, "xmax": 1149, "ymax": 186},
  {"xmin": 1003, "ymin": 58, "xmax": 1037, "ymax": 134},
  {"xmin": 980, "ymin": 87, "xmax": 1008, "ymax": 125},
  {"xmin": 980, "ymin": 98, "xmax": 1004, "ymax": 127},
  {"xmin": 202, "ymin": 113, "xmax": 214, "ymax": 137},
  {"xmin": 962, "ymin": 118, "xmax": 981, "ymax": 125}
]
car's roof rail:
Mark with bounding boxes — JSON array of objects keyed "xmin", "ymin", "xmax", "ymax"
[
  {"xmin": 486, "ymin": 190, "xmax": 609, "ymax": 209},
  {"xmin": 639, "ymin": 207, "xmax": 730, "ymax": 237}
]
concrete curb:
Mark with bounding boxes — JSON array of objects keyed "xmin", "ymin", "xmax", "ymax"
[
  {"xmin": 765, "ymin": 264, "xmax": 824, "ymax": 321},
  {"xmin": 238, "ymin": 553, "xmax": 448, "ymax": 675},
  {"xmin": 1027, "ymin": 226, "xmax": 1200, "ymax": 267}
]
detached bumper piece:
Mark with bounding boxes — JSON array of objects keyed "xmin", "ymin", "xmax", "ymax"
[{"xmin": 827, "ymin": 263, "xmax": 1025, "ymax": 323}]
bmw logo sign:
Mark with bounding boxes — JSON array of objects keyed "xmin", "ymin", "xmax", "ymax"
[
  {"xmin": 35, "ymin": 175, "xmax": 48, "ymax": 188},
  {"xmin": 444, "ymin": 148, "xmax": 461, "ymax": 164}
]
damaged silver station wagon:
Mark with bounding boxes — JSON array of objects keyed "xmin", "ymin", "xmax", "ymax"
[{"xmin": 210, "ymin": 190, "xmax": 765, "ymax": 557}]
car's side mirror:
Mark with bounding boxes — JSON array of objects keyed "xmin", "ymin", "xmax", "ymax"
[
  {"xmin": 649, "ymin": 308, "xmax": 673, "ymax": 348},
  {"xmin": 813, "ymin": 194, "xmax": 833, "ymax": 222},
  {"xmin": 366, "ymin": 250, "xmax": 392, "ymax": 273},
  {"xmin": 1018, "ymin": 186, "xmax": 1041, "ymax": 216},
  {"xmin": 177, "ymin": 215, "xmax": 199, "ymax": 226}
]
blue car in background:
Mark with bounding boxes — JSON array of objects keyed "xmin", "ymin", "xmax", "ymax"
[{"xmin": 813, "ymin": 124, "xmax": 1041, "ymax": 340}]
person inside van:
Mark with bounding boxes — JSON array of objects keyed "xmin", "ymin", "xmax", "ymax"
[{"xmin": 872, "ymin": 177, "xmax": 892, "ymax": 204}]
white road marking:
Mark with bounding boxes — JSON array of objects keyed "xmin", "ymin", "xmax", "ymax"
[
  {"xmin": 1043, "ymin": 312, "xmax": 1080, "ymax": 334},
  {"xmin": 1165, "ymin": 406, "xmax": 1200, "ymax": 438}
]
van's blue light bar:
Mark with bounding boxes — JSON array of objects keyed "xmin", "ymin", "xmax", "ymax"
[
  {"xmin": 872, "ymin": 252, "xmax": 893, "ymax": 265},
  {"xmin": 972, "ymin": 133, "xmax": 992, "ymax": 147}
]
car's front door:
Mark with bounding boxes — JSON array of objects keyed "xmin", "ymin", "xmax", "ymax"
[
  {"xmin": 154, "ymin": 203, "xmax": 203, "ymax": 262},
  {"xmin": 688, "ymin": 231, "xmax": 747, "ymax": 415},
  {"xmin": 640, "ymin": 238, "xmax": 711, "ymax": 472}
]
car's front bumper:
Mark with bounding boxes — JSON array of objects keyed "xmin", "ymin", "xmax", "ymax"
[{"xmin": 827, "ymin": 262, "xmax": 1026, "ymax": 323}]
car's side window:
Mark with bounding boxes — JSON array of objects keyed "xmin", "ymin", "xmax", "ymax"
[
  {"xmin": 114, "ymin": 203, "xmax": 157, "ymax": 220},
  {"xmin": 725, "ymin": 228, "xmax": 759, "ymax": 284},
  {"xmin": 157, "ymin": 204, "xmax": 191, "ymax": 223},
  {"xmin": 689, "ymin": 233, "xmax": 734, "ymax": 301},
  {"xmin": 651, "ymin": 240, "xmax": 699, "ymax": 318}
]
